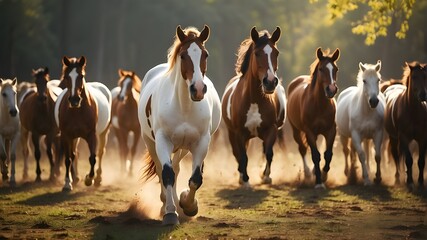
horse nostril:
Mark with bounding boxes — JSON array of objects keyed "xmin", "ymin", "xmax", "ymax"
[
  {"xmin": 419, "ymin": 91, "xmax": 427, "ymax": 101},
  {"xmin": 274, "ymin": 77, "xmax": 278, "ymax": 86},
  {"xmin": 203, "ymin": 84, "xmax": 207, "ymax": 94},
  {"xmin": 369, "ymin": 98, "xmax": 379, "ymax": 108},
  {"xmin": 189, "ymin": 84, "xmax": 196, "ymax": 94},
  {"xmin": 9, "ymin": 109, "xmax": 17, "ymax": 117}
]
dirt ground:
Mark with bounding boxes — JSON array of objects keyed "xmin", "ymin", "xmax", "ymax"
[{"xmin": 1, "ymin": 130, "xmax": 427, "ymax": 239}]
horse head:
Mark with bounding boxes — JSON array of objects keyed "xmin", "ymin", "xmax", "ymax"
[
  {"xmin": 314, "ymin": 47, "xmax": 340, "ymax": 98},
  {"xmin": 0, "ymin": 78, "xmax": 18, "ymax": 117},
  {"xmin": 62, "ymin": 56, "xmax": 87, "ymax": 108},
  {"xmin": 117, "ymin": 69, "xmax": 135, "ymax": 102},
  {"xmin": 173, "ymin": 25, "xmax": 210, "ymax": 101},
  {"xmin": 359, "ymin": 60, "xmax": 382, "ymax": 108},
  {"xmin": 406, "ymin": 61, "xmax": 427, "ymax": 102},
  {"xmin": 248, "ymin": 26, "xmax": 281, "ymax": 94},
  {"xmin": 32, "ymin": 67, "xmax": 50, "ymax": 103}
]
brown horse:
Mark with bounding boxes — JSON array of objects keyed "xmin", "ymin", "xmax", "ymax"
[
  {"xmin": 286, "ymin": 47, "xmax": 340, "ymax": 188},
  {"xmin": 384, "ymin": 61, "xmax": 427, "ymax": 190},
  {"xmin": 54, "ymin": 56, "xmax": 111, "ymax": 191},
  {"xmin": 110, "ymin": 69, "xmax": 142, "ymax": 176},
  {"xmin": 19, "ymin": 67, "xmax": 60, "ymax": 182},
  {"xmin": 221, "ymin": 26, "xmax": 286, "ymax": 187}
]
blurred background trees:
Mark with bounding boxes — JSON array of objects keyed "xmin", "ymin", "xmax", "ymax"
[{"xmin": 0, "ymin": 0, "xmax": 426, "ymax": 94}]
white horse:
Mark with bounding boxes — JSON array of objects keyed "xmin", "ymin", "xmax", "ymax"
[
  {"xmin": 336, "ymin": 61, "xmax": 385, "ymax": 185},
  {"xmin": 0, "ymin": 78, "xmax": 20, "ymax": 186},
  {"xmin": 138, "ymin": 25, "xmax": 221, "ymax": 225}
]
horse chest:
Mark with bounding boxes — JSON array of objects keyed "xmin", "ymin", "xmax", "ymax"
[{"xmin": 244, "ymin": 103, "xmax": 263, "ymax": 136}]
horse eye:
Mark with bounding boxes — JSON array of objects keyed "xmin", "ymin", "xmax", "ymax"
[{"xmin": 363, "ymin": 79, "xmax": 366, "ymax": 83}]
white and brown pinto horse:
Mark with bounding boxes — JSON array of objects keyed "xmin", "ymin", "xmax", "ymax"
[
  {"xmin": 336, "ymin": 61, "xmax": 385, "ymax": 185},
  {"xmin": 138, "ymin": 26, "xmax": 221, "ymax": 225},
  {"xmin": 0, "ymin": 78, "xmax": 20, "ymax": 186},
  {"xmin": 110, "ymin": 69, "xmax": 142, "ymax": 176},
  {"xmin": 221, "ymin": 26, "xmax": 286, "ymax": 187},
  {"xmin": 55, "ymin": 56, "xmax": 111, "ymax": 191}
]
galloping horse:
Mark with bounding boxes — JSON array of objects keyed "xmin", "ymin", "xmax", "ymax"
[
  {"xmin": 55, "ymin": 56, "xmax": 111, "ymax": 191},
  {"xmin": 287, "ymin": 47, "xmax": 340, "ymax": 188},
  {"xmin": 384, "ymin": 61, "xmax": 427, "ymax": 190},
  {"xmin": 19, "ymin": 67, "xmax": 60, "ymax": 182},
  {"xmin": 0, "ymin": 78, "xmax": 20, "ymax": 186},
  {"xmin": 221, "ymin": 26, "xmax": 286, "ymax": 187},
  {"xmin": 336, "ymin": 61, "xmax": 385, "ymax": 185},
  {"xmin": 138, "ymin": 25, "xmax": 221, "ymax": 225},
  {"xmin": 110, "ymin": 69, "xmax": 142, "ymax": 176}
]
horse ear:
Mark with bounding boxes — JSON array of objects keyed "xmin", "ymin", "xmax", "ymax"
[
  {"xmin": 78, "ymin": 56, "xmax": 86, "ymax": 67},
  {"xmin": 44, "ymin": 67, "xmax": 49, "ymax": 74},
  {"xmin": 118, "ymin": 69, "xmax": 124, "ymax": 77},
  {"xmin": 12, "ymin": 77, "xmax": 17, "ymax": 86},
  {"xmin": 316, "ymin": 47, "xmax": 323, "ymax": 60},
  {"xmin": 331, "ymin": 48, "xmax": 340, "ymax": 62},
  {"xmin": 375, "ymin": 60, "xmax": 381, "ymax": 72},
  {"xmin": 0, "ymin": 78, "xmax": 3, "ymax": 83},
  {"xmin": 251, "ymin": 26, "xmax": 259, "ymax": 42},
  {"xmin": 270, "ymin": 26, "xmax": 281, "ymax": 44},
  {"xmin": 199, "ymin": 25, "xmax": 210, "ymax": 43},
  {"xmin": 359, "ymin": 62, "xmax": 366, "ymax": 72},
  {"xmin": 32, "ymin": 69, "xmax": 37, "ymax": 76},
  {"xmin": 176, "ymin": 25, "xmax": 186, "ymax": 43},
  {"xmin": 62, "ymin": 56, "xmax": 71, "ymax": 66}
]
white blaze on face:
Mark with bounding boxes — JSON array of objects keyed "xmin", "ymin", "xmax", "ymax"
[
  {"xmin": 263, "ymin": 45, "xmax": 276, "ymax": 81},
  {"xmin": 69, "ymin": 68, "xmax": 78, "ymax": 96},
  {"xmin": 187, "ymin": 42, "xmax": 204, "ymax": 90},
  {"xmin": 245, "ymin": 103, "xmax": 262, "ymax": 136},
  {"xmin": 119, "ymin": 77, "xmax": 131, "ymax": 99},
  {"xmin": 326, "ymin": 63, "xmax": 334, "ymax": 85}
]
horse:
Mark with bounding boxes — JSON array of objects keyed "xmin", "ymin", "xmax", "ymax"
[
  {"xmin": 110, "ymin": 69, "xmax": 142, "ymax": 176},
  {"xmin": 0, "ymin": 78, "xmax": 20, "ymax": 186},
  {"xmin": 54, "ymin": 56, "xmax": 111, "ymax": 191},
  {"xmin": 336, "ymin": 61, "xmax": 385, "ymax": 185},
  {"xmin": 384, "ymin": 61, "xmax": 427, "ymax": 190},
  {"xmin": 286, "ymin": 47, "xmax": 340, "ymax": 188},
  {"xmin": 138, "ymin": 25, "xmax": 221, "ymax": 225},
  {"xmin": 19, "ymin": 67, "xmax": 61, "ymax": 182},
  {"xmin": 221, "ymin": 26, "xmax": 286, "ymax": 187}
]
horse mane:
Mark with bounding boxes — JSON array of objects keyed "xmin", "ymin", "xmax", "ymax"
[
  {"xmin": 118, "ymin": 70, "xmax": 142, "ymax": 93},
  {"xmin": 167, "ymin": 26, "xmax": 202, "ymax": 73},
  {"xmin": 235, "ymin": 30, "xmax": 271, "ymax": 75},
  {"xmin": 401, "ymin": 61, "xmax": 425, "ymax": 86}
]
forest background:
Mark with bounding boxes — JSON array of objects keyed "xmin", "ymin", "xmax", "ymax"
[{"xmin": 0, "ymin": 0, "xmax": 426, "ymax": 94}]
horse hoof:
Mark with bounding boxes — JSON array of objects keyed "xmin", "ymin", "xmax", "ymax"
[
  {"xmin": 9, "ymin": 180, "xmax": 16, "ymax": 187},
  {"xmin": 239, "ymin": 181, "xmax": 251, "ymax": 189},
  {"xmin": 374, "ymin": 177, "xmax": 382, "ymax": 185},
  {"xmin": 35, "ymin": 176, "xmax": 42, "ymax": 182},
  {"xmin": 363, "ymin": 180, "xmax": 373, "ymax": 186},
  {"xmin": 94, "ymin": 177, "xmax": 102, "ymax": 187},
  {"xmin": 261, "ymin": 176, "xmax": 272, "ymax": 185},
  {"xmin": 179, "ymin": 190, "xmax": 199, "ymax": 217},
  {"xmin": 407, "ymin": 183, "xmax": 415, "ymax": 192},
  {"xmin": 84, "ymin": 175, "xmax": 93, "ymax": 186},
  {"xmin": 321, "ymin": 171, "xmax": 328, "ymax": 182},
  {"xmin": 162, "ymin": 213, "xmax": 179, "ymax": 226},
  {"xmin": 314, "ymin": 183, "xmax": 326, "ymax": 189},
  {"xmin": 62, "ymin": 185, "xmax": 73, "ymax": 192}
]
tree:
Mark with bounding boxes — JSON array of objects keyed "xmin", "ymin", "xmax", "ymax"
[{"xmin": 311, "ymin": 0, "xmax": 416, "ymax": 45}]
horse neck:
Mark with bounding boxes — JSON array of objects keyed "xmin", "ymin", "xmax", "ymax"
[
  {"xmin": 0, "ymin": 95, "xmax": 12, "ymax": 123},
  {"xmin": 355, "ymin": 85, "xmax": 372, "ymax": 113},
  {"xmin": 169, "ymin": 60, "xmax": 193, "ymax": 112},
  {"xmin": 404, "ymin": 81, "xmax": 422, "ymax": 107}
]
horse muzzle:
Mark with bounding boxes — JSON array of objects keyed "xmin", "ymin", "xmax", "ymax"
[
  {"xmin": 262, "ymin": 77, "xmax": 278, "ymax": 94},
  {"xmin": 325, "ymin": 84, "xmax": 338, "ymax": 98},
  {"xmin": 68, "ymin": 96, "xmax": 82, "ymax": 108},
  {"xmin": 368, "ymin": 97, "xmax": 379, "ymax": 108},
  {"xmin": 9, "ymin": 109, "xmax": 18, "ymax": 117},
  {"xmin": 190, "ymin": 83, "xmax": 207, "ymax": 101}
]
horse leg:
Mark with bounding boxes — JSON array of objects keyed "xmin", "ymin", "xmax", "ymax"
[
  {"xmin": 373, "ymin": 132, "xmax": 383, "ymax": 184},
  {"xmin": 228, "ymin": 130, "xmax": 249, "ymax": 187},
  {"xmin": 179, "ymin": 134, "xmax": 209, "ymax": 217},
  {"xmin": 290, "ymin": 124, "xmax": 310, "ymax": 179},
  {"xmin": 20, "ymin": 128, "xmax": 30, "ymax": 180},
  {"xmin": 53, "ymin": 134, "xmax": 62, "ymax": 178},
  {"xmin": 155, "ymin": 132, "xmax": 179, "ymax": 225},
  {"xmin": 364, "ymin": 140, "xmax": 371, "ymax": 177},
  {"xmin": 115, "ymin": 128, "xmax": 128, "ymax": 173},
  {"xmin": 0, "ymin": 136, "xmax": 8, "ymax": 183},
  {"xmin": 94, "ymin": 128, "xmax": 109, "ymax": 186},
  {"xmin": 340, "ymin": 135, "xmax": 350, "ymax": 177},
  {"xmin": 351, "ymin": 132, "xmax": 371, "ymax": 186},
  {"xmin": 260, "ymin": 127, "xmax": 277, "ymax": 184},
  {"xmin": 417, "ymin": 142, "xmax": 426, "ymax": 189},
  {"xmin": 70, "ymin": 139, "xmax": 80, "ymax": 185},
  {"xmin": 322, "ymin": 126, "xmax": 336, "ymax": 185},
  {"xmin": 128, "ymin": 130, "xmax": 141, "ymax": 177},
  {"xmin": 389, "ymin": 137, "xmax": 400, "ymax": 185},
  {"xmin": 45, "ymin": 134, "xmax": 56, "ymax": 182},
  {"xmin": 84, "ymin": 132, "xmax": 98, "ymax": 187},
  {"xmin": 9, "ymin": 134, "xmax": 19, "ymax": 186},
  {"xmin": 401, "ymin": 142, "xmax": 414, "ymax": 191},
  {"xmin": 31, "ymin": 133, "xmax": 42, "ymax": 182},
  {"xmin": 62, "ymin": 138, "xmax": 73, "ymax": 191}
]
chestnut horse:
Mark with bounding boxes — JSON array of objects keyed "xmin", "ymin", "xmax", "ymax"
[
  {"xmin": 138, "ymin": 26, "xmax": 221, "ymax": 225},
  {"xmin": 0, "ymin": 78, "xmax": 20, "ymax": 186},
  {"xmin": 384, "ymin": 61, "xmax": 427, "ymax": 190},
  {"xmin": 287, "ymin": 47, "xmax": 340, "ymax": 188},
  {"xmin": 221, "ymin": 26, "xmax": 286, "ymax": 187},
  {"xmin": 54, "ymin": 56, "xmax": 111, "ymax": 191},
  {"xmin": 110, "ymin": 69, "xmax": 142, "ymax": 176},
  {"xmin": 19, "ymin": 67, "xmax": 60, "ymax": 182}
]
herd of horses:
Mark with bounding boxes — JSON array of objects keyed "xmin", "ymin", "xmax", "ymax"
[{"xmin": 0, "ymin": 25, "xmax": 426, "ymax": 225}]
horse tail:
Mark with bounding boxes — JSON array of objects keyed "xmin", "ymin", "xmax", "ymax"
[{"xmin": 141, "ymin": 150, "xmax": 156, "ymax": 182}]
